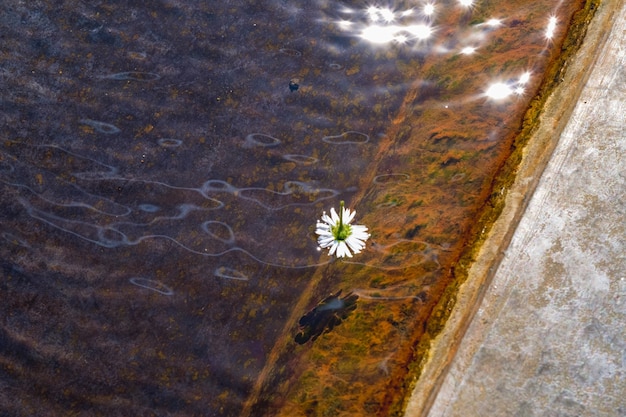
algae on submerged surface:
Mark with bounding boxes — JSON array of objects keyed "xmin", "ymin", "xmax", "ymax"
[
  {"xmin": 247, "ymin": 1, "xmax": 596, "ymax": 416},
  {"xmin": 0, "ymin": 0, "xmax": 596, "ymax": 416}
]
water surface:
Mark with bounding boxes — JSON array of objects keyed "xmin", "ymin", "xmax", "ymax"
[{"xmin": 0, "ymin": 0, "xmax": 584, "ymax": 415}]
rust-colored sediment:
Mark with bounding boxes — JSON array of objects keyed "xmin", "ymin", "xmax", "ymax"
[{"xmin": 245, "ymin": 1, "xmax": 598, "ymax": 416}]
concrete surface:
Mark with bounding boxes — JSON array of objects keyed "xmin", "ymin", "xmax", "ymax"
[{"xmin": 406, "ymin": 1, "xmax": 626, "ymax": 416}]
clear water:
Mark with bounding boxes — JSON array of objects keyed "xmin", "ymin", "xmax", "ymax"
[{"xmin": 0, "ymin": 0, "xmax": 582, "ymax": 415}]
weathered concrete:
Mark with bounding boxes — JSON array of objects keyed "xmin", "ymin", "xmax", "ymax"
[{"xmin": 406, "ymin": 1, "xmax": 626, "ymax": 416}]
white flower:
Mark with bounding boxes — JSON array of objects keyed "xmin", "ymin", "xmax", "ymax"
[{"xmin": 315, "ymin": 201, "xmax": 370, "ymax": 258}]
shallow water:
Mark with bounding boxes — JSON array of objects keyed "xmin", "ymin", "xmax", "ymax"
[{"xmin": 0, "ymin": 0, "xmax": 583, "ymax": 415}]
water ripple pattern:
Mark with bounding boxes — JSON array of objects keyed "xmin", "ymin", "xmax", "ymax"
[
  {"xmin": 0, "ymin": 0, "xmax": 578, "ymax": 415},
  {"xmin": 129, "ymin": 277, "xmax": 174, "ymax": 295}
]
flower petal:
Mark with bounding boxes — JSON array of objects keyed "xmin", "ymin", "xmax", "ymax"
[
  {"xmin": 318, "ymin": 236, "xmax": 335, "ymax": 248},
  {"xmin": 343, "ymin": 207, "xmax": 356, "ymax": 224},
  {"xmin": 336, "ymin": 241, "xmax": 352, "ymax": 258},
  {"xmin": 328, "ymin": 241, "xmax": 339, "ymax": 256},
  {"xmin": 316, "ymin": 231, "xmax": 333, "ymax": 240},
  {"xmin": 350, "ymin": 225, "xmax": 370, "ymax": 240},
  {"xmin": 345, "ymin": 235, "xmax": 365, "ymax": 253},
  {"xmin": 329, "ymin": 207, "xmax": 340, "ymax": 224},
  {"xmin": 315, "ymin": 223, "xmax": 331, "ymax": 235}
]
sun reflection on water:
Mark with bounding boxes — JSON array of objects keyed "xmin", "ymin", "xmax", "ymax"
[
  {"xmin": 423, "ymin": 3, "xmax": 436, "ymax": 17},
  {"xmin": 485, "ymin": 18, "xmax": 503, "ymax": 27},
  {"xmin": 485, "ymin": 82, "xmax": 514, "ymax": 100},
  {"xmin": 336, "ymin": 4, "xmax": 436, "ymax": 45},
  {"xmin": 328, "ymin": 1, "xmax": 569, "ymax": 102},
  {"xmin": 545, "ymin": 15, "xmax": 558, "ymax": 39},
  {"xmin": 460, "ymin": 46, "xmax": 477, "ymax": 55},
  {"xmin": 485, "ymin": 70, "xmax": 533, "ymax": 100}
]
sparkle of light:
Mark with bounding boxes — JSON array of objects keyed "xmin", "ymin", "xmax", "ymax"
[
  {"xmin": 545, "ymin": 16, "xmax": 558, "ymax": 39},
  {"xmin": 423, "ymin": 3, "xmax": 435, "ymax": 16},
  {"xmin": 406, "ymin": 23, "xmax": 433, "ymax": 40},
  {"xmin": 360, "ymin": 25, "xmax": 397, "ymax": 43},
  {"xmin": 459, "ymin": 0, "xmax": 473, "ymax": 7},
  {"xmin": 486, "ymin": 18, "xmax": 502, "ymax": 27},
  {"xmin": 380, "ymin": 7, "xmax": 395, "ymax": 23},
  {"xmin": 360, "ymin": 23, "xmax": 433, "ymax": 43},
  {"xmin": 366, "ymin": 6, "xmax": 396, "ymax": 23},
  {"xmin": 339, "ymin": 6, "xmax": 356, "ymax": 14},
  {"xmin": 461, "ymin": 46, "xmax": 477, "ymax": 55},
  {"xmin": 338, "ymin": 20, "xmax": 353, "ymax": 29},
  {"xmin": 486, "ymin": 82, "xmax": 513, "ymax": 100},
  {"xmin": 518, "ymin": 71, "xmax": 531, "ymax": 84},
  {"xmin": 366, "ymin": 6, "xmax": 380, "ymax": 21}
]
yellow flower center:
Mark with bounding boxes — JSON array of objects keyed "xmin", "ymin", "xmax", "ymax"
[{"xmin": 332, "ymin": 222, "xmax": 351, "ymax": 241}]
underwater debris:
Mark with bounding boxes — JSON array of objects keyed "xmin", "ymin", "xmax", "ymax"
[{"xmin": 295, "ymin": 290, "xmax": 358, "ymax": 344}]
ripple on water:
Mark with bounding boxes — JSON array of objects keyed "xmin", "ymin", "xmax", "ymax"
[
  {"xmin": 373, "ymin": 173, "xmax": 410, "ymax": 184},
  {"xmin": 282, "ymin": 154, "xmax": 319, "ymax": 165},
  {"xmin": 450, "ymin": 173, "xmax": 467, "ymax": 182},
  {"xmin": 200, "ymin": 179, "xmax": 238, "ymax": 195},
  {"xmin": 157, "ymin": 138, "xmax": 183, "ymax": 148},
  {"xmin": 279, "ymin": 48, "xmax": 302, "ymax": 57},
  {"xmin": 96, "ymin": 226, "xmax": 130, "ymax": 248},
  {"xmin": 98, "ymin": 71, "xmax": 161, "ymax": 81},
  {"xmin": 327, "ymin": 62, "xmax": 344, "ymax": 70},
  {"xmin": 79, "ymin": 119, "xmax": 121, "ymax": 134},
  {"xmin": 138, "ymin": 204, "xmax": 161, "ymax": 213},
  {"xmin": 129, "ymin": 277, "xmax": 174, "ymax": 295},
  {"xmin": 214, "ymin": 266, "xmax": 248, "ymax": 281},
  {"xmin": 322, "ymin": 131, "xmax": 370, "ymax": 144},
  {"xmin": 201, "ymin": 221, "xmax": 235, "ymax": 245},
  {"xmin": 242, "ymin": 133, "xmax": 281, "ymax": 148}
]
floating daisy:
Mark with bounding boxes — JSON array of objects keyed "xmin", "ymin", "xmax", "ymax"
[{"xmin": 315, "ymin": 201, "xmax": 370, "ymax": 258}]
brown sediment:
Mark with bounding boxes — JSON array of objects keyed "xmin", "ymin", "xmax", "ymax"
[{"xmin": 248, "ymin": 0, "xmax": 601, "ymax": 416}]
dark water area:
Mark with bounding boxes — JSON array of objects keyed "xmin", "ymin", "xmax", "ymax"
[{"xmin": 0, "ymin": 0, "xmax": 582, "ymax": 415}]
